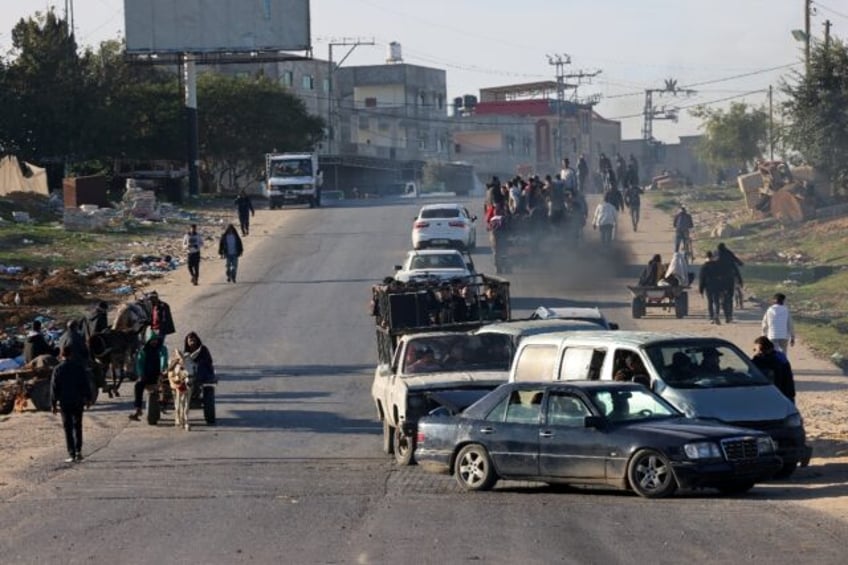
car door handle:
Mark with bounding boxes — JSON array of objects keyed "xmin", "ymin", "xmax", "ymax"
[
  {"xmin": 539, "ymin": 431, "xmax": 553, "ymax": 438},
  {"xmin": 479, "ymin": 427, "xmax": 494, "ymax": 434}
]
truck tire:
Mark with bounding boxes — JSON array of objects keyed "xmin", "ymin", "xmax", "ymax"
[{"xmin": 392, "ymin": 428, "xmax": 415, "ymax": 466}]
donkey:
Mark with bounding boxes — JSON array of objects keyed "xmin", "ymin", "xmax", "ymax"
[
  {"xmin": 167, "ymin": 352, "xmax": 194, "ymax": 431},
  {"xmin": 88, "ymin": 301, "xmax": 149, "ymax": 397}
]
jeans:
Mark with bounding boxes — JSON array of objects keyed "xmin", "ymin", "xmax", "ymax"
[
  {"xmin": 706, "ymin": 290, "xmax": 722, "ymax": 321},
  {"xmin": 630, "ymin": 206, "xmax": 640, "ymax": 230},
  {"xmin": 187, "ymin": 252, "xmax": 200, "ymax": 282},
  {"xmin": 238, "ymin": 212, "xmax": 250, "ymax": 235},
  {"xmin": 674, "ymin": 229, "xmax": 689, "ymax": 252},
  {"xmin": 773, "ymin": 338, "xmax": 790, "ymax": 355},
  {"xmin": 60, "ymin": 406, "xmax": 84, "ymax": 456},
  {"xmin": 226, "ymin": 254, "xmax": 239, "ymax": 281},
  {"xmin": 599, "ymin": 224, "xmax": 614, "ymax": 245}
]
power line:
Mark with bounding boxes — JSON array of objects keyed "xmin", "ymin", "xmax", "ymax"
[
  {"xmin": 814, "ymin": 1, "xmax": 848, "ymax": 20},
  {"xmin": 680, "ymin": 63, "xmax": 800, "ymax": 89},
  {"xmin": 608, "ymin": 89, "xmax": 768, "ymax": 121}
]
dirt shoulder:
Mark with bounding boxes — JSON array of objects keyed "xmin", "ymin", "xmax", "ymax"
[{"xmin": 620, "ymin": 196, "xmax": 848, "ymax": 521}]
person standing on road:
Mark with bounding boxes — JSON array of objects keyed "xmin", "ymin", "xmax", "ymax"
[
  {"xmin": 624, "ymin": 184, "xmax": 643, "ymax": 231},
  {"xmin": 698, "ymin": 251, "xmax": 726, "ymax": 325},
  {"xmin": 218, "ymin": 224, "xmax": 244, "ymax": 283},
  {"xmin": 673, "ymin": 205, "xmax": 694, "ymax": 253},
  {"xmin": 51, "ymin": 345, "xmax": 92, "ymax": 463},
  {"xmin": 234, "ymin": 190, "xmax": 255, "ymax": 236},
  {"xmin": 752, "ymin": 336, "xmax": 796, "ymax": 403},
  {"xmin": 183, "ymin": 224, "xmax": 203, "ymax": 285},
  {"xmin": 146, "ymin": 291, "xmax": 176, "ymax": 343},
  {"xmin": 592, "ymin": 195, "xmax": 618, "ymax": 246},
  {"xmin": 577, "ymin": 155, "xmax": 590, "ymax": 193},
  {"xmin": 762, "ymin": 293, "xmax": 795, "ymax": 356},
  {"xmin": 129, "ymin": 333, "xmax": 168, "ymax": 421}
]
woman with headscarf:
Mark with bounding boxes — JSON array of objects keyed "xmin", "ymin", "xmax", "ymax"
[
  {"xmin": 662, "ymin": 251, "xmax": 689, "ymax": 287},
  {"xmin": 182, "ymin": 332, "xmax": 216, "ymax": 386},
  {"xmin": 218, "ymin": 224, "xmax": 244, "ymax": 283}
]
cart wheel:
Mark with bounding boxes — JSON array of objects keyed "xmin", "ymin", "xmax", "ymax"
[
  {"xmin": 203, "ymin": 386, "xmax": 216, "ymax": 425},
  {"xmin": 675, "ymin": 295, "xmax": 686, "ymax": 318},
  {"xmin": 146, "ymin": 390, "xmax": 160, "ymax": 425},
  {"xmin": 632, "ymin": 297, "xmax": 644, "ymax": 319}
]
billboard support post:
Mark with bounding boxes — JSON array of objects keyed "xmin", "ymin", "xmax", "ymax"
[{"xmin": 184, "ymin": 53, "xmax": 199, "ymax": 196}]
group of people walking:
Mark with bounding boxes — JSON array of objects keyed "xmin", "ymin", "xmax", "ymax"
[
  {"xmin": 181, "ymin": 189, "xmax": 255, "ymax": 285},
  {"xmin": 591, "ymin": 156, "xmax": 644, "ymax": 244}
]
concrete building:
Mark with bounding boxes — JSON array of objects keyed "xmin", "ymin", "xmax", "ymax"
[
  {"xmin": 449, "ymin": 81, "xmax": 621, "ymax": 181},
  {"xmin": 621, "ymin": 135, "xmax": 709, "ymax": 186}
]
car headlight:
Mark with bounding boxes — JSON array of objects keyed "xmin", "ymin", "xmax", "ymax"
[
  {"xmin": 784, "ymin": 413, "xmax": 803, "ymax": 428},
  {"xmin": 757, "ymin": 436, "xmax": 777, "ymax": 454},
  {"xmin": 684, "ymin": 441, "xmax": 722, "ymax": 459}
]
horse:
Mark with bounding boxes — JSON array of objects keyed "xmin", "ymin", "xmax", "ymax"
[
  {"xmin": 167, "ymin": 352, "xmax": 194, "ymax": 431},
  {"xmin": 88, "ymin": 300, "xmax": 150, "ymax": 397}
]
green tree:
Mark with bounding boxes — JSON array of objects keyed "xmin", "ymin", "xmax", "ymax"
[
  {"xmin": 690, "ymin": 102, "xmax": 769, "ymax": 171},
  {"xmin": 781, "ymin": 38, "xmax": 848, "ymax": 196},
  {"xmin": 197, "ymin": 73, "xmax": 324, "ymax": 191}
]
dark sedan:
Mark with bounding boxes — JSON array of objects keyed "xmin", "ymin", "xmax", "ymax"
[{"xmin": 415, "ymin": 381, "xmax": 782, "ymax": 498}]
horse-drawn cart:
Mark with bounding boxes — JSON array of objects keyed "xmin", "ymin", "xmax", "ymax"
[{"xmin": 627, "ymin": 284, "xmax": 690, "ymax": 319}]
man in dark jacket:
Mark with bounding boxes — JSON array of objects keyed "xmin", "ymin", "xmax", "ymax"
[
  {"xmin": 218, "ymin": 224, "xmax": 244, "ymax": 283},
  {"xmin": 83, "ymin": 301, "xmax": 109, "ymax": 345},
  {"xmin": 234, "ymin": 190, "xmax": 255, "ymax": 236},
  {"xmin": 129, "ymin": 333, "xmax": 168, "ymax": 421},
  {"xmin": 51, "ymin": 345, "xmax": 93, "ymax": 463},
  {"xmin": 146, "ymin": 291, "xmax": 176, "ymax": 342},
  {"xmin": 752, "ymin": 336, "xmax": 796, "ymax": 402},
  {"xmin": 24, "ymin": 319, "xmax": 55, "ymax": 363},
  {"xmin": 673, "ymin": 205, "xmax": 694, "ymax": 253},
  {"xmin": 698, "ymin": 251, "xmax": 728, "ymax": 325},
  {"xmin": 58, "ymin": 320, "xmax": 89, "ymax": 361}
]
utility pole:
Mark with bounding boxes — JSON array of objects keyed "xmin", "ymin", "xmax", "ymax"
[
  {"xmin": 824, "ymin": 19, "xmax": 832, "ymax": 52},
  {"xmin": 327, "ymin": 38, "xmax": 375, "ymax": 155},
  {"xmin": 547, "ymin": 53, "xmax": 571, "ymax": 165},
  {"xmin": 804, "ymin": 0, "xmax": 812, "ymax": 73},
  {"xmin": 768, "ymin": 85, "xmax": 774, "ymax": 160},
  {"xmin": 641, "ymin": 79, "xmax": 695, "ymax": 177}
]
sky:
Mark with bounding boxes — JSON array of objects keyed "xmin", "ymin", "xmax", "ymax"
[{"xmin": 1, "ymin": 1, "xmax": 843, "ymax": 143}]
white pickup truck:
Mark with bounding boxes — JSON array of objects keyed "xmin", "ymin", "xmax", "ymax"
[{"xmin": 371, "ymin": 331, "xmax": 512, "ymax": 465}]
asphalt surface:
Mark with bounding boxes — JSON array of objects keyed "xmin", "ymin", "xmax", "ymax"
[{"xmin": 1, "ymin": 196, "xmax": 846, "ymax": 564}]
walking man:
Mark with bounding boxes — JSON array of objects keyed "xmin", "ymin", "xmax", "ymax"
[
  {"xmin": 51, "ymin": 345, "xmax": 92, "ymax": 463},
  {"xmin": 219, "ymin": 224, "xmax": 244, "ymax": 283},
  {"xmin": 762, "ymin": 293, "xmax": 795, "ymax": 356},
  {"xmin": 592, "ymin": 195, "xmax": 618, "ymax": 246},
  {"xmin": 673, "ymin": 205, "xmax": 693, "ymax": 253},
  {"xmin": 698, "ymin": 251, "xmax": 725, "ymax": 325},
  {"xmin": 624, "ymin": 184, "xmax": 643, "ymax": 231},
  {"xmin": 183, "ymin": 224, "xmax": 203, "ymax": 285},
  {"xmin": 577, "ymin": 154, "xmax": 590, "ymax": 194},
  {"xmin": 234, "ymin": 190, "xmax": 255, "ymax": 236}
]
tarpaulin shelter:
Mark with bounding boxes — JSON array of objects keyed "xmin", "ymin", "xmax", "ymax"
[{"xmin": 0, "ymin": 155, "xmax": 49, "ymax": 196}]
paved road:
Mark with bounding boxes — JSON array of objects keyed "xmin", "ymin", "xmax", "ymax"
[{"xmin": 1, "ymin": 197, "xmax": 846, "ymax": 564}]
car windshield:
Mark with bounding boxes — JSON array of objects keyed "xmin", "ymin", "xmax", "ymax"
[
  {"xmin": 588, "ymin": 387, "xmax": 680, "ymax": 424},
  {"xmin": 403, "ymin": 333, "xmax": 512, "ymax": 374},
  {"xmin": 409, "ymin": 253, "xmax": 466, "ymax": 270},
  {"xmin": 644, "ymin": 340, "xmax": 771, "ymax": 389},
  {"xmin": 270, "ymin": 159, "xmax": 311, "ymax": 178},
  {"xmin": 421, "ymin": 208, "xmax": 461, "ymax": 219}
]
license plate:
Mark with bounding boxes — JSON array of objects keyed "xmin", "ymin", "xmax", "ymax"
[{"xmin": 431, "ymin": 239, "xmax": 449, "ymax": 245}]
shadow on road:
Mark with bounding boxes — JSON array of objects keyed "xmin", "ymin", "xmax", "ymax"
[{"xmin": 217, "ymin": 364, "xmax": 373, "ymax": 381}]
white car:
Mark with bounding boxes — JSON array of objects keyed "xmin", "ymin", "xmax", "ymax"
[
  {"xmin": 411, "ymin": 203, "xmax": 477, "ymax": 251},
  {"xmin": 394, "ymin": 249, "xmax": 475, "ymax": 283},
  {"xmin": 530, "ymin": 305, "xmax": 619, "ymax": 330}
]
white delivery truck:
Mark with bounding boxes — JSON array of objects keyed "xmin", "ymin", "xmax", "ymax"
[{"xmin": 265, "ymin": 152, "xmax": 322, "ymax": 209}]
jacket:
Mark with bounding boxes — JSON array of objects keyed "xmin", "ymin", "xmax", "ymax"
[
  {"xmin": 762, "ymin": 304, "xmax": 794, "ymax": 341},
  {"xmin": 235, "ymin": 194, "xmax": 255, "ymax": 216},
  {"xmin": 24, "ymin": 332, "xmax": 53, "ymax": 363},
  {"xmin": 135, "ymin": 336, "xmax": 169, "ymax": 383},
  {"xmin": 673, "ymin": 211, "xmax": 693, "ymax": 231},
  {"xmin": 149, "ymin": 302, "xmax": 176, "ymax": 336},
  {"xmin": 50, "ymin": 359, "xmax": 92, "ymax": 409},
  {"xmin": 698, "ymin": 260, "xmax": 730, "ymax": 293},
  {"xmin": 752, "ymin": 351, "xmax": 795, "ymax": 401},
  {"xmin": 218, "ymin": 231, "xmax": 244, "ymax": 257},
  {"xmin": 592, "ymin": 202, "xmax": 617, "ymax": 227}
]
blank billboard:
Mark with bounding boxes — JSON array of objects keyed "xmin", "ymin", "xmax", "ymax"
[{"xmin": 125, "ymin": 0, "xmax": 311, "ymax": 54}]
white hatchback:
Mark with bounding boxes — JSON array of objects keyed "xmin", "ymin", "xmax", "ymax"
[{"xmin": 412, "ymin": 203, "xmax": 477, "ymax": 251}]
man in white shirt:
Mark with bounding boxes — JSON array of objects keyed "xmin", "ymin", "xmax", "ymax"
[
  {"xmin": 592, "ymin": 195, "xmax": 617, "ymax": 246},
  {"xmin": 182, "ymin": 224, "xmax": 204, "ymax": 285},
  {"xmin": 762, "ymin": 293, "xmax": 795, "ymax": 355},
  {"xmin": 560, "ymin": 158, "xmax": 577, "ymax": 194}
]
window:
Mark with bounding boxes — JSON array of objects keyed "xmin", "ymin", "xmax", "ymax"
[
  {"xmin": 322, "ymin": 78, "xmax": 329, "ymax": 92},
  {"xmin": 513, "ymin": 345, "xmax": 557, "ymax": 382},
  {"xmin": 418, "ymin": 132, "xmax": 428, "ymax": 150},
  {"xmin": 522, "ymin": 137, "xmax": 532, "ymax": 156},
  {"xmin": 506, "ymin": 135, "xmax": 515, "ymax": 154},
  {"xmin": 302, "ymin": 74, "xmax": 314, "ymax": 90},
  {"xmin": 419, "ymin": 92, "xmax": 427, "ymax": 107},
  {"xmin": 279, "ymin": 71, "xmax": 293, "ymax": 87},
  {"xmin": 365, "ymin": 97, "xmax": 377, "ymax": 108},
  {"xmin": 559, "ymin": 347, "xmax": 607, "ymax": 380},
  {"xmin": 547, "ymin": 393, "xmax": 590, "ymax": 427},
  {"xmin": 437, "ymin": 94, "xmax": 444, "ymax": 110},
  {"xmin": 484, "ymin": 389, "xmax": 545, "ymax": 424}
]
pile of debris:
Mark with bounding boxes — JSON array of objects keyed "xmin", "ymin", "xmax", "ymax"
[{"xmin": 737, "ymin": 162, "xmax": 818, "ymax": 223}]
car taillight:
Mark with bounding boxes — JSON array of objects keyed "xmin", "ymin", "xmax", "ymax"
[
  {"xmin": 416, "ymin": 431, "xmax": 425, "ymax": 444},
  {"xmin": 414, "ymin": 221, "xmax": 429, "ymax": 229},
  {"xmin": 448, "ymin": 221, "xmax": 465, "ymax": 228}
]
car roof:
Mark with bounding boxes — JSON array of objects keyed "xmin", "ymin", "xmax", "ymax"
[
  {"xmin": 405, "ymin": 249, "xmax": 464, "ymax": 257},
  {"xmin": 418, "ymin": 203, "xmax": 464, "ymax": 211},
  {"xmin": 502, "ymin": 380, "xmax": 645, "ymax": 392},
  {"xmin": 518, "ymin": 330, "xmax": 734, "ymax": 348},
  {"xmin": 475, "ymin": 319, "xmax": 601, "ymax": 337},
  {"xmin": 532, "ymin": 306, "xmax": 605, "ymax": 320}
]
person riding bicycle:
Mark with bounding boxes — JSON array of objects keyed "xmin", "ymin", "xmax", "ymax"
[{"xmin": 673, "ymin": 205, "xmax": 694, "ymax": 254}]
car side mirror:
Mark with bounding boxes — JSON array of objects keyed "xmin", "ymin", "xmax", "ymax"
[
  {"xmin": 377, "ymin": 364, "xmax": 392, "ymax": 377},
  {"xmin": 609, "ymin": 322, "xmax": 619, "ymax": 330},
  {"xmin": 584, "ymin": 415, "xmax": 604, "ymax": 429}
]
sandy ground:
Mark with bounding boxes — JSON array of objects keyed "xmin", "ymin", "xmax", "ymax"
[{"xmin": 1, "ymin": 196, "xmax": 846, "ymax": 522}]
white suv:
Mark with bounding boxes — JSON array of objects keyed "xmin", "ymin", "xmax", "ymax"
[{"xmin": 412, "ymin": 203, "xmax": 477, "ymax": 251}]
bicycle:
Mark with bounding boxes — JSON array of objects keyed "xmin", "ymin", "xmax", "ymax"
[{"xmin": 676, "ymin": 229, "xmax": 694, "ymax": 264}]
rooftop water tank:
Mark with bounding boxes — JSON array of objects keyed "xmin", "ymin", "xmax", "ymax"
[{"xmin": 386, "ymin": 41, "xmax": 403, "ymax": 64}]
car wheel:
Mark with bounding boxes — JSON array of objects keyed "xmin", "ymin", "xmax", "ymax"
[
  {"xmin": 773, "ymin": 459, "xmax": 798, "ymax": 479},
  {"xmin": 393, "ymin": 428, "xmax": 415, "ymax": 466},
  {"xmin": 716, "ymin": 481, "xmax": 755, "ymax": 495},
  {"xmin": 627, "ymin": 448, "xmax": 677, "ymax": 498},
  {"xmin": 454, "ymin": 444, "xmax": 497, "ymax": 491},
  {"xmin": 382, "ymin": 419, "xmax": 394, "ymax": 455}
]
